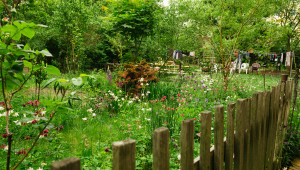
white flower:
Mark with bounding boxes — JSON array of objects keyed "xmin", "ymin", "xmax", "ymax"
[
  {"xmin": 121, "ymin": 98, "xmax": 124, "ymax": 101},
  {"xmin": 28, "ymin": 167, "xmax": 34, "ymax": 170},
  {"xmin": 141, "ymin": 108, "xmax": 145, "ymax": 111},
  {"xmin": 23, "ymin": 114, "xmax": 27, "ymax": 117},
  {"xmin": 119, "ymin": 90, "xmax": 122, "ymax": 93},
  {"xmin": 41, "ymin": 111, "xmax": 46, "ymax": 116},
  {"xmin": 87, "ymin": 108, "xmax": 93, "ymax": 113},
  {"xmin": 4, "ymin": 146, "xmax": 8, "ymax": 151},
  {"xmin": 0, "ymin": 113, "xmax": 5, "ymax": 117},
  {"xmin": 39, "ymin": 135, "xmax": 44, "ymax": 138},
  {"xmin": 13, "ymin": 112, "xmax": 19, "ymax": 117},
  {"xmin": 140, "ymin": 77, "xmax": 144, "ymax": 81},
  {"xmin": 146, "ymin": 83, "xmax": 149, "ymax": 86},
  {"xmin": 128, "ymin": 101, "xmax": 133, "ymax": 104},
  {"xmin": 147, "ymin": 91, "xmax": 150, "ymax": 94},
  {"xmin": 13, "ymin": 120, "xmax": 21, "ymax": 126},
  {"xmin": 82, "ymin": 118, "xmax": 88, "ymax": 121},
  {"xmin": 37, "ymin": 167, "xmax": 43, "ymax": 170},
  {"xmin": 41, "ymin": 163, "xmax": 47, "ymax": 167},
  {"xmin": 0, "ymin": 106, "xmax": 4, "ymax": 111},
  {"xmin": 177, "ymin": 154, "xmax": 181, "ymax": 160},
  {"xmin": 146, "ymin": 108, "xmax": 152, "ymax": 111},
  {"xmin": 141, "ymin": 83, "xmax": 143, "ymax": 86},
  {"xmin": 92, "ymin": 113, "xmax": 96, "ymax": 117},
  {"xmin": 141, "ymin": 93, "xmax": 144, "ymax": 96},
  {"xmin": 145, "ymin": 118, "xmax": 151, "ymax": 121}
]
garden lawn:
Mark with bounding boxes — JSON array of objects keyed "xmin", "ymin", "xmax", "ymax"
[{"xmin": 0, "ymin": 71, "xmax": 286, "ymax": 169}]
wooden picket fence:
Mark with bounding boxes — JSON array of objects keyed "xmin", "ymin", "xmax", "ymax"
[{"xmin": 51, "ymin": 75, "xmax": 293, "ymax": 170}]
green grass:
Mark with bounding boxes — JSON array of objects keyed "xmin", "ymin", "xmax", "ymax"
[{"xmin": 1, "ymin": 70, "xmax": 296, "ymax": 169}]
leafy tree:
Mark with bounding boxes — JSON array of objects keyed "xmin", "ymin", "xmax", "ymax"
[{"xmin": 111, "ymin": 0, "xmax": 157, "ymax": 62}]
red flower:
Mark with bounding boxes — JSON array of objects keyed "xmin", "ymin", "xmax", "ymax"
[
  {"xmin": 25, "ymin": 136, "xmax": 30, "ymax": 140},
  {"xmin": 0, "ymin": 102, "xmax": 5, "ymax": 106},
  {"xmin": 105, "ymin": 147, "xmax": 110, "ymax": 152},
  {"xmin": 1, "ymin": 145, "xmax": 6, "ymax": 148},
  {"xmin": 31, "ymin": 120, "xmax": 37, "ymax": 124},
  {"xmin": 177, "ymin": 93, "xmax": 181, "ymax": 97},
  {"xmin": 2, "ymin": 133, "xmax": 7, "ymax": 138},
  {"xmin": 43, "ymin": 129, "xmax": 49, "ymax": 133}
]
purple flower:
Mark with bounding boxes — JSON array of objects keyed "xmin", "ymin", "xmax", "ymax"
[
  {"xmin": 60, "ymin": 125, "xmax": 64, "ymax": 130},
  {"xmin": 105, "ymin": 147, "xmax": 110, "ymax": 152},
  {"xmin": 171, "ymin": 138, "xmax": 174, "ymax": 142},
  {"xmin": 205, "ymin": 98, "xmax": 208, "ymax": 102},
  {"xmin": 55, "ymin": 127, "xmax": 59, "ymax": 131},
  {"xmin": 174, "ymin": 144, "xmax": 178, "ymax": 149},
  {"xmin": 195, "ymin": 98, "xmax": 199, "ymax": 102}
]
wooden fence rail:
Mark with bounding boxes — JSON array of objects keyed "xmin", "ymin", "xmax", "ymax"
[{"xmin": 51, "ymin": 75, "xmax": 293, "ymax": 170}]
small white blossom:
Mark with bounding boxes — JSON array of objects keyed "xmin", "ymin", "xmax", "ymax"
[
  {"xmin": 147, "ymin": 91, "xmax": 150, "ymax": 94},
  {"xmin": 128, "ymin": 101, "xmax": 133, "ymax": 104},
  {"xmin": 37, "ymin": 167, "xmax": 43, "ymax": 170},
  {"xmin": 141, "ymin": 108, "xmax": 145, "ymax": 111},
  {"xmin": 146, "ymin": 83, "xmax": 149, "ymax": 86},
  {"xmin": 177, "ymin": 154, "xmax": 181, "ymax": 160},
  {"xmin": 82, "ymin": 118, "xmax": 88, "ymax": 121},
  {"xmin": 41, "ymin": 163, "xmax": 47, "ymax": 167},
  {"xmin": 141, "ymin": 83, "xmax": 143, "ymax": 86},
  {"xmin": 140, "ymin": 77, "xmax": 144, "ymax": 81},
  {"xmin": 13, "ymin": 112, "xmax": 19, "ymax": 117},
  {"xmin": 0, "ymin": 106, "xmax": 4, "ymax": 111},
  {"xmin": 87, "ymin": 108, "xmax": 93, "ymax": 113},
  {"xmin": 28, "ymin": 167, "xmax": 34, "ymax": 170},
  {"xmin": 41, "ymin": 111, "xmax": 46, "ymax": 116},
  {"xmin": 4, "ymin": 146, "xmax": 8, "ymax": 151},
  {"xmin": 23, "ymin": 114, "xmax": 27, "ymax": 117},
  {"xmin": 92, "ymin": 113, "xmax": 96, "ymax": 117},
  {"xmin": 146, "ymin": 108, "xmax": 152, "ymax": 111}
]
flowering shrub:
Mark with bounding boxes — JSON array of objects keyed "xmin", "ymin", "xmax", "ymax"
[{"xmin": 116, "ymin": 60, "xmax": 159, "ymax": 95}]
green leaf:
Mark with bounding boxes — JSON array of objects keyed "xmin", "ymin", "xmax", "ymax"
[
  {"xmin": 45, "ymin": 65, "xmax": 61, "ymax": 76},
  {"xmin": 23, "ymin": 60, "xmax": 32, "ymax": 69},
  {"xmin": 21, "ymin": 28, "xmax": 35, "ymax": 39},
  {"xmin": 12, "ymin": 32, "xmax": 21, "ymax": 41},
  {"xmin": 1, "ymin": 25, "xmax": 17, "ymax": 34},
  {"xmin": 42, "ymin": 78, "xmax": 57, "ymax": 89},
  {"xmin": 40, "ymin": 50, "xmax": 52, "ymax": 57},
  {"xmin": 80, "ymin": 74, "xmax": 89, "ymax": 77},
  {"xmin": 57, "ymin": 79, "xmax": 68, "ymax": 83},
  {"xmin": 72, "ymin": 77, "xmax": 83, "ymax": 86},
  {"xmin": 13, "ymin": 21, "xmax": 23, "ymax": 29}
]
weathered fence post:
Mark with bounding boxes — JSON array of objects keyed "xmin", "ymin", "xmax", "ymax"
[
  {"xmin": 243, "ymin": 98, "xmax": 251, "ymax": 170},
  {"xmin": 180, "ymin": 119, "xmax": 194, "ymax": 170},
  {"xmin": 234, "ymin": 99, "xmax": 247, "ymax": 170},
  {"xmin": 214, "ymin": 105, "xmax": 224, "ymax": 170},
  {"xmin": 112, "ymin": 139, "xmax": 136, "ymax": 170},
  {"xmin": 200, "ymin": 111, "xmax": 212, "ymax": 170},
  {"xmin": 250, "ymin": 93, "xmax": 258, "ymax": 170},
  {"xmin": 51, "ymin": 158, "xmax": 81, "ymax": 170},
  {"xmin": 225, "ymin": 103, "xmax": 235, "ymax": 170},
  {"xmin": 153, "ymin": 127, "xmax": 169, "ymax": 170}
]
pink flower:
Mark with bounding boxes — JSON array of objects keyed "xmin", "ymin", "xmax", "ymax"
[
  {"xmin": 25, "ymin": 136, "xmax": 30, "ymax": 140},
  {"xmin": 105, "ymin": 148, "xmax": 110, "ymax": 152},
  {"xmin": 31, "ymin": 120, "xmax": 37, "ymax": 124},
  {"xmin": 196, "ymin": 133, "xmax": 201, "ymax": 137},
  {"xmin": 167, "ymin": 107, "xmax": 170, "ymax": 110},
  {"xmin": 177, "ymin": 93, "xmax": 181, "ymax": 97}
]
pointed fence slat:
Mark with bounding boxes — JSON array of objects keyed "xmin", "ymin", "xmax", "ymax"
[
  {"xmin": 200, "ymin": 111, "xmax": 212, "ymax": 170},
  {"xmin": 234, "ymin": 99, "xmax": 247, "ymax": 170},
  {"xmin": 51, "ymin": 158, "xmax": 80, "ymax": 170},
  {"xmin": 257, "ymin": 92, "xmax": 265, "ymax": 169},
  {"xmin": 250, "ymin": 93, "xmax": 258, "ymax": 170},
  {"xmin": 180, "ymin": 119, "xmax": 194, "ymax": 170},
  {"xmin": 112, "ymin": 139, "xmax": 136, "ymax": 170},
  {"xmin": 262, "ymin": 91, "xmax": 271, "ymax": 169},
  {"xmin": 243, "ymin": 98, "xmax": 251, "ymax": 170},
  {"xmin": 225, "ymin": 103, "xmax": 235, "ymax": 170},
  {"xmin": 153, "ymin": 127, "xmax": 169, "ymax": 170},
  {"xmin": 214, "ymin": 105, "xmax": 224, "ymax": 170}
]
